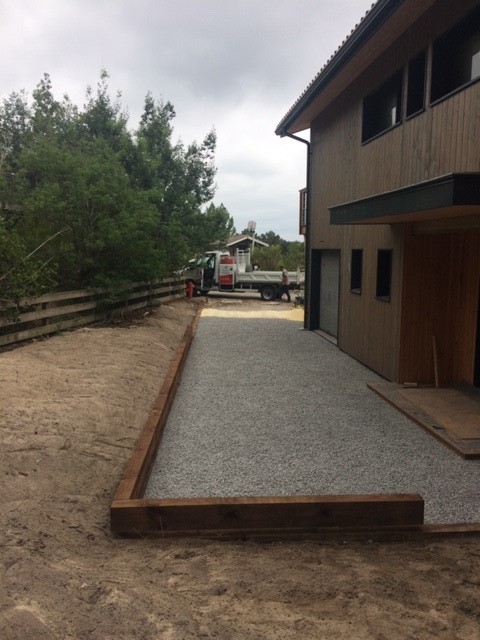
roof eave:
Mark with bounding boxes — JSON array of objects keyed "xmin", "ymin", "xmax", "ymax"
[
  {"xmin": 275, "ymin": 0, "xmax": 405, "ymax": 137},
  {"xmin": 329, "ymin": 173, "xmax": 480, "ymax": 224}
]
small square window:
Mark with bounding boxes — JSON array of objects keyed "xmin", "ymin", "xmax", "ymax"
[
  {"xmin": 350, "ymin": 249, "xmax": 363, "ymax": 293},
  {"xmin": 376, "ymin": 250, "xmax": 392, "ymax": 300}
]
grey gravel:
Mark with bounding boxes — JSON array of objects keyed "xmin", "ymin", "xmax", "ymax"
[{"xmin": 145, "ymin": 306, "xmax": 480, "ymax": 524}]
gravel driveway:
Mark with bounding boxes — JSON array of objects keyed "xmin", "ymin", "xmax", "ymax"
[{"xmin": 145, "ymin": 303, "xmax": 480, "ymax": 525}]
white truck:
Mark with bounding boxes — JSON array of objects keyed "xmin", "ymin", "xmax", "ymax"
[{"xmin": 182, "ymin": 250, "xmax": 304, "ymax": 301}]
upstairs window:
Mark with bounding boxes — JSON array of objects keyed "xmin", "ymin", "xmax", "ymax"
[
  {"xmin": 362, "ymin": 71, "xmax": 403, "ymax": 142},
  {"xmin": 406, "ymin": 51, "xmax": 426, "ymax": 117},
  {"xmin": 431, "ymin": 5, "xmax": 480, "ymax": 103},
  {"xmin": 350, "ymin": 249, "xmax": 363, "ymax": 293},
  {"xmin": 376, "ymin": 249, "xmax": 392, "ymax": 301}
]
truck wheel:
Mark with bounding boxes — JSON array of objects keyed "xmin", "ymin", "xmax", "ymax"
[{"xmin": 260, "ymin": 284, "xmax": 277, "ymax": 301}]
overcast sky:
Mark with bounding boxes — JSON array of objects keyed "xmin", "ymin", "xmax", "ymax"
[{"xmin": 0, "ymin": 0, "xmax": 374, "ymax": 240}]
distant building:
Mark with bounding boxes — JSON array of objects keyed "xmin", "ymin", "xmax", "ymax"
[
  {"xmin": 225, "ymin": 234, "xmax": 269, "ymax": 256},
  {"xmin": 276, "ymin": 0, "xmax": 480, "ymax": 386}
]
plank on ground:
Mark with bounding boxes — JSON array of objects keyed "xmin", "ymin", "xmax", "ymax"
[{"xmin": 111, "ymin": 494, "xmax": 425, "ymax": 536}]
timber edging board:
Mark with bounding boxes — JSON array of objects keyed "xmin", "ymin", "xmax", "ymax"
[
  {"xmin": 111, "ymin": 494, "xmax": 425, "ymax": 538},
  {"xmin": 111, "ymin": 308, "xmax": 201, "ymax": 504},
  {"xmin": 110, "ymin": 305, "xmax": 428, "ymax": 539}
]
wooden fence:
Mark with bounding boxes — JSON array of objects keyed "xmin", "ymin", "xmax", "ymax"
[{"xmin": 0, "ymin": 277, "xmax": 185, "ymax": 348}]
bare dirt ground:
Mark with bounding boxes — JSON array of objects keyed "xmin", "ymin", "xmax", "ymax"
[{"xmin": 1, "ymin": 296, "xmax": 480, "ymax": 640}]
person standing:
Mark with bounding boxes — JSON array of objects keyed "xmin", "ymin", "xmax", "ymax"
[{"xmin": 279, "ymin": 266, "xmax": 291, "ymax": 302}]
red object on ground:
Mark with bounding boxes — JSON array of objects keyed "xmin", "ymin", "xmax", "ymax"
[{"xmin": 185, "ymin": 281, "xmax": 195, "ymax": 298}]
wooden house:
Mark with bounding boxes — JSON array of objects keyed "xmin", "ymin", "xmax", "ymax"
[
  {"xmin": 276, "ymin": 0, "xmax": 480, "ymax": 387},
  {"xmin": 225, "ymin": 234, "xmax": 269, "ymax": 256}
]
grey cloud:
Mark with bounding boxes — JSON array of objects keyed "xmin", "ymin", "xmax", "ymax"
[{"xmin": 0, "ymin": 0, "xmax": 373, "ymax": 239}]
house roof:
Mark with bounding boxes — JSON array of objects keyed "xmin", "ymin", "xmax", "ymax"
[
  {"xmin": 226, "ymin": 235, "xmax": 269, "ymax": 248},
  {"xmin": 329, "ymin": 173, "xmax": 480, "ymax": 225},
  {"xmin": 275, "ymin": 0, "xmax": 437, "ymax": 136}
]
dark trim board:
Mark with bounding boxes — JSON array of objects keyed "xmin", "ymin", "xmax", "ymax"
[{"xmin": 330, "ymin": 173, "xmax": 480, "ymax": 225}]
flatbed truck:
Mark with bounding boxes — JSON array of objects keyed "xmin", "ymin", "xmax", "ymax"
[{"xmin": 182, "ymin": 250, "xmax": 304, "ymax": 301}]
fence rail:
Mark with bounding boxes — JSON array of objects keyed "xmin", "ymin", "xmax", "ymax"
[{"xmin": 0, "ymin": 277, "xmax": 185, "ymax": 348}]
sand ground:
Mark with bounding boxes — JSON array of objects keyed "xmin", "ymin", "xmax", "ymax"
[{"xmin": 1, "ymin": 297, "xmax": 480, "ymax": 640}]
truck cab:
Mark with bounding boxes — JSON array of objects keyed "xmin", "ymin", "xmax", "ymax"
[{"xmin": 183, "ymin": 251, "xmax": 225, "ymax": 294}]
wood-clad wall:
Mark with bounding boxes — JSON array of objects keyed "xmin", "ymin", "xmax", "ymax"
[
  {"xmin": 400, "ymin": 229, "xmax": 480, "ymax": 385},
  {"xmin": 311, "ymin": 80, "xmax": 480, "ymax": 224},
  {"xmin": 308, "ymin": 2, "xmax": 480, "ymax": 380}
]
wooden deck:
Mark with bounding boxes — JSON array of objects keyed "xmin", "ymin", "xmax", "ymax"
[{"xmin": 368, "ymin": 382, "xmax": 480, "ymax": 459}]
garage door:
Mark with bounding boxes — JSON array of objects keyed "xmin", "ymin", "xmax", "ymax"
[{"xmin": 319, "ymin": 250, "xmax": 340, "ymax": 337}]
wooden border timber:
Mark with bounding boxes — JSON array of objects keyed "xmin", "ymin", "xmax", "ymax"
[
  {"xmin": 110, "ymin": 308, "xmax": 428, "ymax": 539},
  {"xmin": 111, "ymin": 494, "xmax": 425, "ymax": 539}
]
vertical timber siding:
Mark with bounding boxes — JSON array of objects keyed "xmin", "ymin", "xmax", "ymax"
[
  {"xmin": 400, "ymin": 229, "xmax": 480, "ymax": 385},
  {"xmin": 309, "ymin": 11, "xmax": 480, "ymax": 380}
]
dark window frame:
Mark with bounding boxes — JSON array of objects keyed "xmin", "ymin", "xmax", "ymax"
[
  {"xmin": 375, "ymin": 249, "xmax": 392, "ymax": 301},
  {"xmin": 362, "ymin": 71, "xmax": 403, "ymax": 143},
  {"xmin": 430, "ymin": 5, "xmax": 480, "ymax": 105},
  {"xmin": 406, "ymin": 50, "xmax": 427, "ymax": 118},
  {"xmin": 360, "ymin": 5, "xmax": 480, "ymax": 142},
  {"xmin": 350, "ymin": 249, "xmax": 363, "ymax": 294}
]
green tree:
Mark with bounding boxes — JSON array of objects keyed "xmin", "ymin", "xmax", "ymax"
[
  {"xmin": 257, "ymin": 230, "xmax": 283, "ymax": 245},
  {"xmin": 0, "ymin": 71, "xmax": 228, "ymax": 300},
  {"xmin": 251, "ymin": 244, "xmax": 283, "ymax": 270},
  {"xmin": 0, "ymin": 222, "xmax": 55, "ymax": 304},
  {"xmin": 190, "ymin": 203, "xmax": 235, "ymax": 254},
  {"xmin": 252, "ymin": 238, "xmax": 304, "ymax": 271},
  {"xmin": 16, "ymin": 131, "xmax": 164, "ymax": 288},
  {"xmin": 81, "ymin": 69, "xmax": 128, "ymax": 150},
  {"xmin": 136, "ymin": 93, "xmax": 221, "ymax": 267},
  {"xmin": 284, "ymin": 241, "xmax": 305, "ymax": 269},
  {"xmin": 0, "ymin": 90, "xmax": 31, "ymax": 177},
  {"xmin": 31, "ymin": 73, "xmax": 70, "ymax": 139},
  {"xmin": 10, "ymin": 73, "xmax": 160, "ymax": 288},
  {"xmin": 257, "ymin": 229, "xmax": 289, "ymax": 254},
  {"xmin": 0, "ymin": 90, "xmax": 32, "ymax": 222}
]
